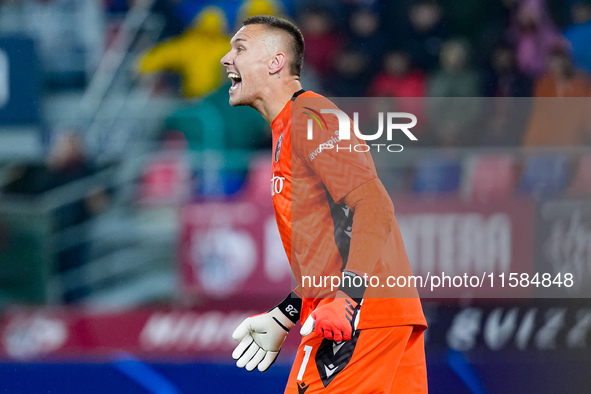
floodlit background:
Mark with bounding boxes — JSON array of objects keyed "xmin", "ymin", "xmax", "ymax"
[{"xmin": 0, "ymin": 0, "xmax": 590, "ymax": 393}]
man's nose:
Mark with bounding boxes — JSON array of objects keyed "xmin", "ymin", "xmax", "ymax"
[{"xmin": 221, "ymin": 51, "xmax": 232, "ymax": 66}]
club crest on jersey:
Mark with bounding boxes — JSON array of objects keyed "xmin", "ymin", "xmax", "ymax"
[{"xmin": 275, "ymin": 134, "xmax": 283, "ymax": 162}]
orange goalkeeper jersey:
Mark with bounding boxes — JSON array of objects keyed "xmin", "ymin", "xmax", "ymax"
[{"xmin": 271, "ymin": 90, "xmax": 426, "ymax": 330}]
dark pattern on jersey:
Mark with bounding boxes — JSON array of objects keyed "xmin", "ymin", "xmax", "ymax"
[
  {"xmin": 315, "ymin": 330, "xmax": 360, "ymax": 387},
  {"xmin": 323, "ymin": 186, "xmax": 354, "ymax": 272},
  {"xmin": 297, "ymin": 382, "xmax": 309, "ymax": 393}
]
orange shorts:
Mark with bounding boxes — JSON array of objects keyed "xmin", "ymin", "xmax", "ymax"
[{"xmin": 284, "ymin": 326, "xmax": 427, "ymax": 394}]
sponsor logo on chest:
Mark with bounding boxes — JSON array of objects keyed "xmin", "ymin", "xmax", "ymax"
[{"xmin": 271, "ymin": 173, "xmax": 286, "ymax": 196}]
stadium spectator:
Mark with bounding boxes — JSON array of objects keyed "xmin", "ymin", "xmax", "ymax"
[
  {"xmin": 523, "ymin": 46, "xmax": 591, "ymax": 146},
  {"xmin": 564, "ymin": 2, "xmax": 591, "ymax": 73},
  {"xmin": 299, "ymin": 8, "xmax": 343, "ymax": 78},
  {"xmin": 137, "ymin": 6, "xmax": 230, "ymax": 98},
  {"xmin": 324, "ymin": 49, "xmax": 372, "ymax": 96},
  {"xmin": 367, "ymin": 50, "xmax": 427, "ymax": 130},
  {"xmin": 443, "ymin": 0, "xmax": 509, "ymax": 64},
  {"xmin": 480, "ymin": 44, "xmax": 533, "ymax": 146},
  {"xmin": 532, "ymin": 46, "xmax": 589, "ymax": 97},
  {"xmin": 428, "ymin": 38, "xmax": 481, "ymax": 97},
  {"xmin": 164, "ymin": 81, "xmax": 270, "ymax": 196},
  {"xmin": 347, "ymin": 8, "xmax": 387, "ymax": 72},
  {"xmin": 3, "ymin": 132, "xmax": 109, "ymax": 302},
  {"xmin": 105, "ymin": 0, "xmax": 184, "ymax": 39},
  {"xmin": 368, "ymin": 50, "xmax": 427, "ymax": 98},
  {"xmin": 399, "ymin": 0, "xmax": 447, "ymax": 71},
  {"xmin": 482, "ymin": 42, "xmax": 533, "ymax": 97},
  {"xmin": 507, "ymin": 0, "xmax": 565, "ymax": 78},
  {"xmin": 235, "ymin": 0, "xmax": 286, "ymax": 29},
  {"xmin": 427, "ymin": 39, "xmax": 482, "ymax": 146}
]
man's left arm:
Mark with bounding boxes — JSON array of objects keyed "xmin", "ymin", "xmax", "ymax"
[
  {"xmin": 342, "ymin": 177, "xmax": 394, "ymax": 277},
  {"xmin": 301, "ymin": 178, "xmax": 395, "ymax": 341}
]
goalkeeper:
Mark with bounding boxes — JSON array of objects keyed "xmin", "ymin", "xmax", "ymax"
[{"xmin": 221, "ymin": 15, "xmax": 428, "ymax": 393}]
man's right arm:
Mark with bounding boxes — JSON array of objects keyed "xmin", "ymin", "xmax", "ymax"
[{"xmin": 232, "ymin": 291, "xmax": 301, "ymax": 372}]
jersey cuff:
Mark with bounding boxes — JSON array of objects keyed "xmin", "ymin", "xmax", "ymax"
[{"xmin": 275, "ymin": 291, "xmax": 302, "ymax": 325}]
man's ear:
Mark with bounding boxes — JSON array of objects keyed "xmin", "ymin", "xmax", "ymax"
[{"xmin": 269, "ymin": 52, "xmax": 287, "ymax": 75}]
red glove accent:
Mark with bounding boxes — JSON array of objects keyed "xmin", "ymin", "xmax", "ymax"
[{"xmin": 309, "ymin": 291, "xmax": 359, "ymax": 342}]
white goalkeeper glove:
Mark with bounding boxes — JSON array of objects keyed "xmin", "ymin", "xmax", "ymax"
[{"xmin": 232, "ymin": 292, "xmax": 301, "ymax": 372}]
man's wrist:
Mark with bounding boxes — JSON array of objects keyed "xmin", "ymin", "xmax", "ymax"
[
  {"xmin": 338, "ymin": 270, "xmax": 367, "ymax": 303},
  {"xmin": 273, "ymin": 291, "xmax": 302, "ymax": 326}
]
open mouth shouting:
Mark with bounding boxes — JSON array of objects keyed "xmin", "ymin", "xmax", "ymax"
[{"xmin": 228, "ymin": 72, "xmax": 242, "ymax": 92}]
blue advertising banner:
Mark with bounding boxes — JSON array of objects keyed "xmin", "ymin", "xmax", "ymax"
[{"xmin": 0, "ymin": 36, "xmax": 41, "ymax": 125}]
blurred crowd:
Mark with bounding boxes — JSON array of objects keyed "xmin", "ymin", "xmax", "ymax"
[
  {"xmin": 2, "ymin": 0, "xmax": 589, "ymax": 148},
  {"xmin": 128, "ymin": 0, "xmax": 591, "ymax": 148},
  {"xmin": 0, "ymin": 0, "xmax": 590, "ymax": 306},
  {"xmin": 0, "ymin": 0, "xmax": 589, "ymax": 200}
]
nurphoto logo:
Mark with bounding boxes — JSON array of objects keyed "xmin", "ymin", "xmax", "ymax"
[{"xmin": 303, "ymin": 108, "xmax": 418, "ymax": 160}]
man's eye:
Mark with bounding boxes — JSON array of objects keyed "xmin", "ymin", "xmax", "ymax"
[{"xmin": 237, "ymin": 47, "xmax": 244, "ymax": 52}]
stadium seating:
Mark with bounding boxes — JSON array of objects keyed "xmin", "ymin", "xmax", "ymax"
[
  {"xmin": 412, "ymin": 157, "xmax": 461, "ymax": 195},
  {"xmin": 569, "ymin": 154, "xmax": 591, "ymax": 195},
  {"xmin": 519, "ymin": 154, "xmax": 569, "ymax": 197},
  {"xmin": 463, "ymin": 154, "xmax": 516, "ymax": 201},
  {"xmin": 139, "ymin": 155, "xmax": 191, "ymax": 205}
]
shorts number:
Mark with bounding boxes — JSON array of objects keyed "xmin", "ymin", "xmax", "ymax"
[{"xmin": 296, "ymin": 345, "xmax": 313, "ymax": 381}]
